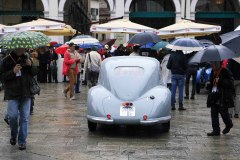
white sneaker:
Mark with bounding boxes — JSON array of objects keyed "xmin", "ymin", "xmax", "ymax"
[{"xmin": 70, "ymin": 96, "xmax": 76, "ymax": 100}]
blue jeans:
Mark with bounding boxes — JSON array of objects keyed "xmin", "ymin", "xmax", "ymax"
[
  {"xmin": 171, "ymin": 74, "xmax": 185, "ymax": 108},
  {"xmin": 75, "ymin": 73, "xmax": 81, "ymax": 93},
  {"xmin": 7, "ymin": 98, "xmax": 31, "ymax": 145}
]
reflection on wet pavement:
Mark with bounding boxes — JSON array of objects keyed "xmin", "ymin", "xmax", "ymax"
[{"xmin": 0, "ymin": 83, "xmax": 239, "ymax": 160}]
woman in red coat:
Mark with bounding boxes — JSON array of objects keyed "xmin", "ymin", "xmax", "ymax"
[{"xmin": 62, "ymin": 43, "xmax": 80, "ymax": 100}]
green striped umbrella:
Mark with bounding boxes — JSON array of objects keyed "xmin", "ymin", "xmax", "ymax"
[{"xmin": 0, "ymin": 31, "xmax": 50, "ymax": 49}]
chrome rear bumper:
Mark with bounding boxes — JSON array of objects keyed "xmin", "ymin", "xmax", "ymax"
[{"xmin": 87, "ymin": 115, "xmax": 171, "ymax": 125}]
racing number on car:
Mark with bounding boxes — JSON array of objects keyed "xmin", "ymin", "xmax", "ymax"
[{"xmin": 120, "ymin": 106, "xmax": 135, "ymax": 117}]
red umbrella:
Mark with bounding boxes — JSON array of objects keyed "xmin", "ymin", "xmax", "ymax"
[
  {"xmin": 50, "ymin": 41, "xmax": 58, "ymax": 46},
  {"xmin": 55, "ymin": 44, "xmax": 69, "ymax": 54}
]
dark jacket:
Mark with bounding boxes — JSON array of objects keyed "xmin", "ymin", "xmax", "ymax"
[
  {"xmin": 207, "ymin": 68, "xmax": 235, "ymax": 108},
  {"xmin": 167, "ymin": 50, "xmax": 187, "ymax": 75},
  {"xmin": 0, "ymin": 52, "xmax": 38, "ymax": 100},
  {"xmin": 47, "ymin": 50, "xmax": 58, "ymax": 65}
]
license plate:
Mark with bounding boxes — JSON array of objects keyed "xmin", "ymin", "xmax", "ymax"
[{"xmin": 120, "ymin": 106, "xmax": 135, "ymax": 117}]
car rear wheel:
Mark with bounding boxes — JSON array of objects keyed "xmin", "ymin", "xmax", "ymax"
[
  {"xmin": 162, "ymin": 121, "xmax": 170, "ymax": 132},
  {"xmin": 88, "ymin": 121, "xmax": 97, "ymax": 132}
]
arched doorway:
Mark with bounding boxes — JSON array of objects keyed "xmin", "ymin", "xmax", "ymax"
[
  {"xmin": 129, "ymin": 0, "xmax": 176, "ymax": 29},
  {"xmin": 0, "ymin": 0, "xmax": 44, "ymax": 25},
  {"xmin": 195, "ymin": 0, "xmax": 240, "ymax": 34}
]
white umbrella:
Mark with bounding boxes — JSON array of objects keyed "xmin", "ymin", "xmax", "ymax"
[
  {"xmin": 157, "ymin": 19, "xmax": 221, "ymax": 39},
  {"xmin": 3, "ymin": 19, "xmax": 65, "ymax": 33},
  {"xmin": 90, "ymin": 19, "xmax": 156, "ymax": 34},
  {"xmin": 70, "ymin": 35, "xmax": 99, "ymax": 45}
]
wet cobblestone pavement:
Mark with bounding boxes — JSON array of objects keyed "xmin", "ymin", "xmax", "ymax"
[{"xmin": 0, "ymin": 83, "xmax": 240, "ymax": 160}]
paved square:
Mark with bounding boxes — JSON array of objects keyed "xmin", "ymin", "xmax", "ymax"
[{"xmin": 0, "ymin": 83, "xmax": 239, "ymax": 160}]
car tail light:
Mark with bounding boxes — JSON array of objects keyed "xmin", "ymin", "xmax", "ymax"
[
  {"xmin": 143, "ymin": 115, "xmax": 148, "ymax": 121},
  {"xmin": 107, "ymin": 114, "xmax": 111, "ymax": 119}
]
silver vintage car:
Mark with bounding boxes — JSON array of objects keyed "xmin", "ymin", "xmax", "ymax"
[{"xmin": 87, "ymin": 56, "xmax": 171, "ymax": 132}]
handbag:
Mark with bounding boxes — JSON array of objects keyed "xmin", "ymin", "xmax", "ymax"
[
  {"xmin": 88, "ymin": 53, "xmax": 100, "ymax": 73},
  {"xmin": 207, "ymin": 92, "xmax": 219, "ymax": 108},
  {"xmin": 30, "ymin": 77, "xmax": 40, "ymax": 95}
]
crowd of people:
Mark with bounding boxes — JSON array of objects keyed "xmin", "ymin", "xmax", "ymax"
[{"xmin": 0, "ymin": 41, "xmax": 239, "ymax": 150}]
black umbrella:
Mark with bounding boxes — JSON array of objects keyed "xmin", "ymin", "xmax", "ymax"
[
  {"xmin": 128, "ymin": 32, "xmax": 161, "ymax": 45},
  {"xmin": 166, "ymin": 38, "xmax": 203, "ymax": 52},
  {"xmin": 189, "ymin": 45, "xmax": 240, "ymax": 64},
  {"xmin": 220, "ymin": 30, "xmax": 240, "ymax": 54}
]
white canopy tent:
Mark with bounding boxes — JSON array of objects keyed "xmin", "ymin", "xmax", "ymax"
[
  {"xmin": 3, "ymin": 19, "xmax": 65, "ymax": 33},
  {"xmin": 90, "ymin": 19, "xmax": 156, "ymax": 34},
  {"xmin": 157, "ymin": 19, "xmax": 221, "ymax": 39}
]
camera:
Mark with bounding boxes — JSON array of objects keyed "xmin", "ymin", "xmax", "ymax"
[{"xmin": 17, "ymin": 52, "xmax": 30, "ymax": 66}]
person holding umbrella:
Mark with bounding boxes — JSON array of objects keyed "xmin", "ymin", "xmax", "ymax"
[
  {"xmin": 206, "ymin": 61, "xmax": 234, "ymax": 136},
  {"xmin": 0, "ymin": 48, "xmax": 38, "ymax": 150},
  {"xmin": 189, "ymin": 45, "xmax": 239, "ymax": 136},
  {"xmin": 0, "ymin": 31, "xmax": 49, "ymax": 150}
]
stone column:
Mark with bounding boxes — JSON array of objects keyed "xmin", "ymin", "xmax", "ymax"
[
  {"xmin": 58, "ymin": 11, "xmax": 64, "ymax": 21},
  {"xmin": 48, "ymin": 0, "xmax": 59, "ymax": 19},
  {"xmin": 190, "ymin": 12, "xmax": 195, "ymax": 20},
  {"xmin": 185, "ymin": 0, "xmax": 191, "ymax": 19},
  {"xmin": 176, "ymin": 12, "xmax": 182, "ymax": 21},
  {"xmin": 48, "ymin": 0, "xmax": 64, "ymax": 43},
  {"xmin": 181, "ymin": 0, "xmax": 185, "ymax": 18}
]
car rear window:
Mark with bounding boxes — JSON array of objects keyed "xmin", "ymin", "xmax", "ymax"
[{"xmin": 114, "ymin": 67, "xmax": 144, "ymax": 76}]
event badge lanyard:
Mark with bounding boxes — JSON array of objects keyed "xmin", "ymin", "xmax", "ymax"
[
  {"xmin": 9, "ymin": 54, "xmax": 22, "ymax": 77},
  {"xmin": 212, "ymin": 67, "xmax": 222, "ymax": 93}
]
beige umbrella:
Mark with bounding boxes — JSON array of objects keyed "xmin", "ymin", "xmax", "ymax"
[
  {"xmin": 3, "ymin": 18, "xmax": 65, "ymax": 33},
  {"xmin": 157, "ymin": 19, "xmax": 221, "ymax": 39},
  {"xmin": 40, "ymin": 25, "xmax": 78, "ymax": 36},
  {"xmin": 90, "ymin": 19, "xmax": 156, "ymax": 34}
]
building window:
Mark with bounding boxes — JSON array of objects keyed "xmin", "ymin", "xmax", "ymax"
[
  {"xmin": 130, "ymin": 0, "xmax": 175, "ymax": 12},
  {"xmin": 91, "ymin": 8, "xmax": 99, "ymax": 21},
  {"xmin": 196, "ymin": 0, "xmax": 236, "ymax": 12}
]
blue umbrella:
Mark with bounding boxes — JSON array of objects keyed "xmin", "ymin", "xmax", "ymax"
[
  {"xmin": 151, "ymin": 41, "xmax": 169, "ymax": 51},
  {"xmin": 140, "ymin": 42, "xmax": 155, "ymax": 49},
  {"xmin": 166, "ymin": 38, "xmax": 203, "ymax": 52},
  {"xmin": 78, "ymin": 42, "xmax": 103, "ymax": 49},
  {"xmin": 128, "ymin": 32, "xmax": 161, "ymax": 45}
]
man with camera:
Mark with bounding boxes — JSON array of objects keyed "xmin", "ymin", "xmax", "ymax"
[{"xmin": 0, "ymin": 48, "xmax": 37, "ymax": 150}]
